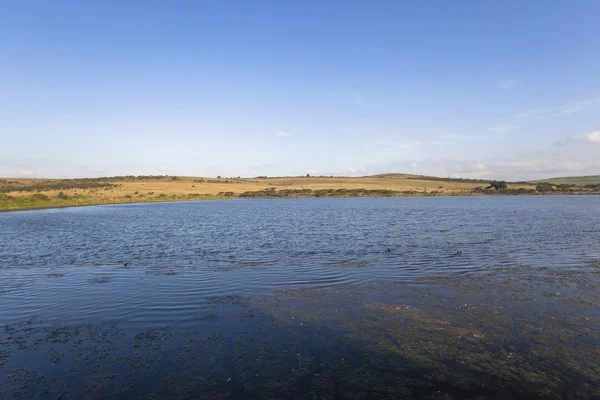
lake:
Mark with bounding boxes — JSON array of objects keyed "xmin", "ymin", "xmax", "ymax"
[{"xmin": 1, "ymin": 196, "xmax": 599, "ymax": 399}]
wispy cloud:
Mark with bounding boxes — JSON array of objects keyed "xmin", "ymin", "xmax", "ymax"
[
  {"xmin": 371, "ymin": 137, "xmax": 446, "ymax": 150},
  {"xmin": 158, "ymin": 167, "xmax": 179, "ymax": 174},
  {"xmin": 440, "ymin": 134, "xmax": 485, "ymax": 140},
  {"xmin": 489, "ymin": 124, "xmax": 520, "ymax": 134},
  {"xmin": 396, "ymin": 139, "xmax": 446, "ymax": 148},
  {"xmin": 275, "ymin": 131, "xmax": 293, "ymax": 138},
  {"xmin": 515, "ymin": 97, "xmax": 600, "ymax": 119},
  {"xmin": 559, "ymin": 98, "xmax": 600, "ymax": 115},
  {"xmin": 556, "ymin": 130, "xmax": 600, "ymax": 146},
  {"xmin": 496, "ymin": 78, "xmax": 514, "ymax": 89},
  {"xmin": 351, "ymin": 94, "xmax": 366, "ymax": 106},
  {"xmin": 514, "ymin": 108, "xmax": 550, "ymax": 119}
]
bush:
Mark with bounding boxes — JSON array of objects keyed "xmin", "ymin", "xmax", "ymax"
[
  {"xmin": 57, "ymin": 192, "xmax": 69, "ymax": 200},
  {"xmin": 32, "ymin": 193, "xmax": 49, "ymax": 201},
  {"xmin": 536, "ymin": 182, "xmax": 554, "ymax": 192}
]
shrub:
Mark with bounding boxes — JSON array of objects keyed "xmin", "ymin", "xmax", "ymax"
[
  {"xmin": 536, "ymin": 182, "xmax": 554, "ymax": 192},
  {"xmin": 57, "ymin": 192, "xmax": 69, "ymax": 200}
]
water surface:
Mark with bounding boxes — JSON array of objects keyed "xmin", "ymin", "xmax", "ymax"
[{"xmin": 1, "ymin": 197, "xmax": 599, "ymax": 399}]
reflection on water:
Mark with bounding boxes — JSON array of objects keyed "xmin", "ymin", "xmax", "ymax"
[{"xmin": 1, "ymin": 197, "xmax": 599, "ymax": 399}]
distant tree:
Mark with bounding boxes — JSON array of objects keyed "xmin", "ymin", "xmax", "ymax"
[
  {"xmin": 487, "ymin": 181, "xmax": 507, "ymax": 190},
  {"xmin": 217, "ymin": 175, "xmax": 222, "ymax": 179},
  {"xmin": 306, "ymin": 174, "xmax": 310, "ymax": 177},
  {"xmin": 536, "ymin": 182, "xmax": 554, "ymax": 192}
]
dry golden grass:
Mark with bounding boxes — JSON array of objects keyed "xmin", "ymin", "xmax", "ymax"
[{"xmin": 0, "ymin": 175, "xmax": 537, "ymax": 211}]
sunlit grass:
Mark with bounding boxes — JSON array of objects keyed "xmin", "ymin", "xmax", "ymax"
[{"xmin": 3, "ymin": 174, "xmax": 595, "ymax": 212}]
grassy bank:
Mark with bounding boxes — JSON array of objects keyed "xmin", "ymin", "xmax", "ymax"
[
  {"xmin": 0, "ymin": 192, "xmax": 224, "ymax": 212},
  {"xmin": 1, "ymin": 174, "xmax": 599, "ymax": 211}
]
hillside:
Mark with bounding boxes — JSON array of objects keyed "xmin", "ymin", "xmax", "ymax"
[
  {"xmin": 534, "ymin": 175, "xmax": 600, "ymax": 185},
  {"xmin": 0, "ymin": 174, "xmax": 532, "ymax": 211},
  {"xmin": 2, "ymin": 174, "xmax": 599, "ymax": 211}
]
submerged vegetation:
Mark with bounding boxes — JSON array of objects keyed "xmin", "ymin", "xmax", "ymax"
[{"xmin": 1, "ymin": 263, "xmax": 598, "ymax": 398}]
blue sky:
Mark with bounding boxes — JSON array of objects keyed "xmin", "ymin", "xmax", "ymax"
[{"xmin": 1, "ymin": 0, "xmax": 599, "ymax": 180}]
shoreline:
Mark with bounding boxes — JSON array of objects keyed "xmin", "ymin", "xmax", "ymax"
[
  {"xmin": 2, "ymin": 191, "xmax": 599, "ymax": 213},
  {"xmin": 0, "ymin": 196, "xmax": 229, "ymax": 213}
]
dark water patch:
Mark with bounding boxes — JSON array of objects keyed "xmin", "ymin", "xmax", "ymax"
[
  {"xmin": 88, "ymin": 276, "xmax": 113, "ymax": 284},
  {"xmin": 1, "ymin": 267, "xmax": 599, "ymax": 398},
  {"xmin": 205, "ymin": 295, "xmax": 251, "ymax": 308},
  {"xmin": 195, "ymin": 313, "xmax": 219, "ymax": 322},
  {"xmin": 146, "ymin": 269, "xmax": 179, "ymax": 276},
  {"xmin": 586, "ymin": 259, "xmax": 600, "ymax": 268},
  {"xmin": 324, "ymin": 258, "xmax": 370, "ymax": 268}
]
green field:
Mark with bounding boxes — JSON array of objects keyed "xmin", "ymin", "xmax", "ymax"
[{"xmin": 535, "ymin": 175, "xmax": 600, "ymax": 185}]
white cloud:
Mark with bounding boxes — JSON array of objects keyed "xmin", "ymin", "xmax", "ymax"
[
  {"xmin": 307, "ymin": 169, "xmax": 319, "ymax": 175},
  {"xmin": 581, "ymin": 131, "xmax": 600, "ymax": 143},
  {"xmin": 275, "ymin": 131, "xmax": 292, "ymax": 138},
  {"xmin": 496, "ymin": 78, "xmax": 514, "ymax": 89},
  {"xmin": 489, "ymin": 125, "xmax": 520, "ymax": 134},
  {"xmin": 21, "ymin": 170, "xmax": 35, "ymax": 176},
  {"xmin": 329, "ymin": 145, "xmax": 600, "ymax": 180},
  {"xmin": 558, "ymin": 130, "xmax": 600, "ymax": 145}
]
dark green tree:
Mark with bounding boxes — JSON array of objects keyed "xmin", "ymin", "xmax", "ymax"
[{"xmin": 487, "ymin": 180, "xmax": 507, "ymax": 190}]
